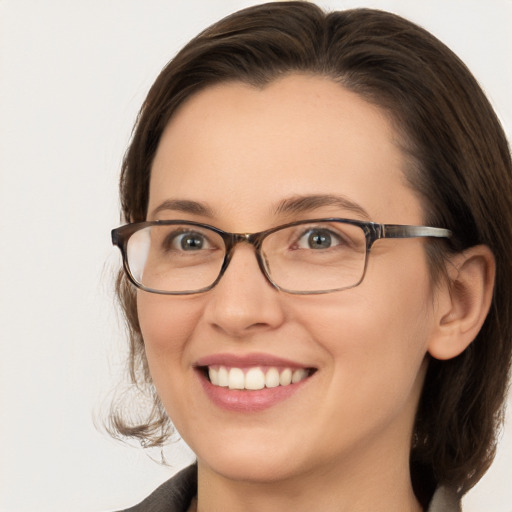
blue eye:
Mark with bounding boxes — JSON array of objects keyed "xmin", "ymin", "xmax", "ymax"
[
  {"xmin": 177, "ymin": 232, "xmax": 206, "ymax": 250},
  {"xmin": 297, "ymin": 228, "xmax": 342, "ymax": 249},
  {"xmin": 164, "ymin": 230, "xmax": 211, "ymax": 252},
  {"xmin": 307, "ymin": 230, "xmax": 332, "ymax": 249}
]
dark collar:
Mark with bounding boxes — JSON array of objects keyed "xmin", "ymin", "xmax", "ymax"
[{"xmin": 117, "ymin": 464, "xmax": 197, "ymax": 512}]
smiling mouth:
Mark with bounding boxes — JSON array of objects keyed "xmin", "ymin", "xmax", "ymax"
[{"xmin": 202, "ymin": 365, "xmax": 316, "ymax": 390}]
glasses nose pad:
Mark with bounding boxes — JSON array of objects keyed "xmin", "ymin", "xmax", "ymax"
[{"xmin": 254, "ymin": 248, "xmax": 280, "ymax": 290}]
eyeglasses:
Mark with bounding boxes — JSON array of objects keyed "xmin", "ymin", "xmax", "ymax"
[{"xmin": 111, "ymin": 218, "xmax": 452, "ymax": 295}]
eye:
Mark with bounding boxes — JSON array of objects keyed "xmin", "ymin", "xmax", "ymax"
[
  {"xmin": 166, "ymin": 230, "xmax": 211, "ymax": 251},
  {"xmin": 296, "ymin": 228, "xmax": 343, "ymax": 250}
]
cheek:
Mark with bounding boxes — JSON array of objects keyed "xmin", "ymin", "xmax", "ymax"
[
  {"xmin": 136, "ymin": 292, "xmax": 204, "ymax": 375},
  {"xmin": 298, "ymin": 290, "xmax": 430, "ymax": 371},
  {"xmin": 306, "ymin": 264, "xmax": 430, "ymax": 339},
  {"xmin": 296, "ymin": 251, "xmax": 434, "ymax": 396},
  {"xmin": 136, "ymin": 292, "xmax": 211, "ymax": 434}
]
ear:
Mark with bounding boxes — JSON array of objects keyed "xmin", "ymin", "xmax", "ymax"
[{"xmin": 428, "ymin": 245, "xmax": 495, "ymax": 360}]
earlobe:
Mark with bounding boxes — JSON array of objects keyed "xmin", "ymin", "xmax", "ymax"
[{"xmin": 428, "ymin": 245, "xmax": 495, "ymax": 360}]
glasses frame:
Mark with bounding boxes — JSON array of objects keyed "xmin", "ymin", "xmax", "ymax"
[{"xmin": 111, "ymin": 218, "xmax": 452, "ymax": 295}]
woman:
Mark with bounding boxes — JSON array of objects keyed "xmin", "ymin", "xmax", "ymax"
[{"xmin": 110, "ymin": 3, "xmax": 512, "ymax": 511}]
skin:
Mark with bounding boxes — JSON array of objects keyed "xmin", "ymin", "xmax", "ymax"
[{"xmin": 137, "ymin": 74, "xmax": 488, "ymax": 512}]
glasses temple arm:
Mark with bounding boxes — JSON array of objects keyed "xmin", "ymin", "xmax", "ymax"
[{"xmin": 381, "ymin": 224, "xmax": 452, "ymax": 239}]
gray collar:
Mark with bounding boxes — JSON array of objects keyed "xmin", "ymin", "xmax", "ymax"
[{"xmin": 427, "ymin": 487, "xmax": 462, "ymax": 512}]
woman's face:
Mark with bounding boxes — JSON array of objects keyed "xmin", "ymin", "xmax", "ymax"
[{"xmin": 138, "ymin": 75, "xmax": 440, "ymax": 484}]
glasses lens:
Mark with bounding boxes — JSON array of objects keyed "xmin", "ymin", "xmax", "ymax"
[
  {"xmin": 126, "ymin": 224, "xmax": 225, "ymax": 293},
  {"xmin": 261, "ymin": 221, "xmax": 367, "ymax": 292}
]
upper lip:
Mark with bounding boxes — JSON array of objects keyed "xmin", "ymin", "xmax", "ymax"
[{"xmin": 194, "ymin": 352, "xmax": 313, "ymax": 369}]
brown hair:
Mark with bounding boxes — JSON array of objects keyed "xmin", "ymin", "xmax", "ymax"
[{"xmin": 109, "ymin": 2, "xmax": 512, "ymax": 498}]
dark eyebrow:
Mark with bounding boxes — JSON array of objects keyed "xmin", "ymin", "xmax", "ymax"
[
  {"xmin": 149, "ymin": 199, "xmax": 214, "ymax": 219},
  {"xmin": 273, "ymin": 194, "xmax": 371, "ymax": 220},
  {"xmin": 149, "ymin": 194, "xmax": 370, "ymax": 221}
]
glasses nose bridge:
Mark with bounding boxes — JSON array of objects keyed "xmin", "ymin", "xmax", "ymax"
[
  {"xmin": 224, "ymin": 231, "xmax": 264, "ymax": 252},
  {"xmin": 221, "ymin": 231, "xmax": 272, "ymax": 285}
]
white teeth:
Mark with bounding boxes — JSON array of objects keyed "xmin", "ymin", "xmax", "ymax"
[
  {"xmin": 245, "ymin": 367, "xmax": 265, "ymax": 390},
  {"xmin": 265, "ymin": 367, "xmax": 280, "ymax": 388},
  {"xmin": 292, "ymin": 368, "xmax": 308, "ymax": 383},
  {"xmin": 208, "ymin": 367, "xmax": 219, "ymax": 385},
  {"xmin": 279, "ymin": 368, "xmax": 292, "ymax": 386},
  {"xmin": 228, "ymin": 368, "xmax": 245, "ymax": 390},
  {"xmin": 207, "ymin": 365, "xmax": 311, "ymax": 390},
  {"xmin": 218, "ymin": 366, "xmax": 229, "ymax": 387}
]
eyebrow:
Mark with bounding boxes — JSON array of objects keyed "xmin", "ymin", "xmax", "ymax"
[
  {"xmin": 150, "ymin": 199, "xmax": 214, "ymax": 219},
  {"xmin": 150, "ymin": 194, "xmax": 371, "ymax": 221},
  {"xmin": 273, "ymin": 194, "xmax": 371, "ymax": 219}
]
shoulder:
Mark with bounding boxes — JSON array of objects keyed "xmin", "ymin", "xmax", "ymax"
[
  {"xmin": 427, "ymin": 487, "xmax": 462, "ymax": 512},
  {"xmin": 116, "ymin": 464, "xmax": 197, "ymax": 512}
]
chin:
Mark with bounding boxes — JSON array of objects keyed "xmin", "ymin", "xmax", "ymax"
[
  {"xmin": 201, "ymin": 452, "xmax": 303, "ymax": 484},
  {"xmin": 189, "ymin": 429, "xmax": 310, "ymax": 484}
]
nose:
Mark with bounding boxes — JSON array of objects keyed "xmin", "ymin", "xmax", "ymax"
[{"xmin": 203, "ymin": 243, "xmax": 286, "ymax": 338}]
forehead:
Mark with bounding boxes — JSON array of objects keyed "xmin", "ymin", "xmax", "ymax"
[{"xmin": 149, "ymin": 74, "xmax": 423, "ymax": 228}]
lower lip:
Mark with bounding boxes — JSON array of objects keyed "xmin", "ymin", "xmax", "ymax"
[{"xmin": 198, "ymin": 370, "xmax": 311, "ymax": 412}]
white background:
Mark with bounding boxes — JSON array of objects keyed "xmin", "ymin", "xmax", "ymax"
[{"xmin": 0, "ymin": 1, "xmax": 510, "ymax": 511}]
